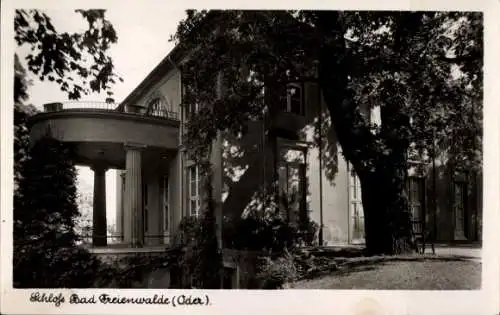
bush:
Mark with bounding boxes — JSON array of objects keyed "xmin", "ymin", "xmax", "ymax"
[
  {"xmin": 257, "ymin": 250, "xmax": 297, "ymax": 289},
  {"xmin": 14, "ymin": 244, "xmax": 102, "ymax": 288},
  {"xmin": 13, "ymin": 136, "xmax": 104, "ymax": 288},
  {"xmin": 223, "ymin": 213, "xmax": 319, "ymax": 252}
]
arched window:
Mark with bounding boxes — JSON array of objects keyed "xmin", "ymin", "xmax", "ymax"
[
  {"xmin": 147, "ymin": 98, "xmax": 164, "ymax": 117},
  {"xmin": 147, "ymin": 95, "xmax": 176, "ymax": 118}
]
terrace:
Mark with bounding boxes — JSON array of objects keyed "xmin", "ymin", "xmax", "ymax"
[{"xmin": 29, "ymin": 101, "xmax": 181, "ymax": 250}]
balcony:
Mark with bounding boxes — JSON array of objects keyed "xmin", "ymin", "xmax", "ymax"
[
  {"xmin": 43, "ymin": 101, "xmax": 179, "ymax": 120},
  {"xmin": 28, "ymin": 101, "xmax": 181, "ymax": 169}
]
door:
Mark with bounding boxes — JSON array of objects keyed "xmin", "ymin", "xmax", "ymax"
[{"xmin": 349, "ymin": 167, "xmax": 365, "ymax": 244}]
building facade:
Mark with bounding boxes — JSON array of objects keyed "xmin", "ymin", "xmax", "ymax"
[
  {"xmin": 111, "ymin": 54, "xmax": 482, "ymax": 247},
  {"xmin": 29, "ymin": 41, "xmax": 482, "ymax": 253}
]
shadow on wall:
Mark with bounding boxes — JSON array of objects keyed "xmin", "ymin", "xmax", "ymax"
[
  {"xmin": 221, "ymin": 122, "xmax": 273, "ymax": 221},
  {"xmin": 220, "ymin": 87, "xmax": 343, "ymax": 222},
  {"xmin": 299, "ymin": 109, "xmax": 340, "ymax": 184}
]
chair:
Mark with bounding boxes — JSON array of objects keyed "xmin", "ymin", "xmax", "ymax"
[{"xmin": 412, "ymin": 219, "xmax": 435, "ymax": 255}]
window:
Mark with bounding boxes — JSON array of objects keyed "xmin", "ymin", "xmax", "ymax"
[
  {"xmin": 278, "ymin": 147, "xmax": 306, "ymax": 222},
  {"xmin": 349, "ymin": 167, "xmax": 364, "ymax": 243},
  {"xmin": 142, "ymin": 183, "xmax": 148, "ymax": 233},
  {"xmin": 281, "ymin": 83, "xmax": 304, "ymax": 115},
  {"xmin": 182, "ymin": 78, "xmax": 201, "ymax": 122},
  {"xmin": 453, "ymin": 181, "xmax": 467, "ymax": 238},
  {"xmin": 184, "ymin": 102, "xmax": 199, "ymax": 122},
  {"xmin": 163, "ymin": 175, "xmax": 169, "ymax": 234},
  {"xmin": 188, "ymin": 165, "xmax": 201, "ymax": 216},
  {"xmin": 407, "ymin": 177, "xmax": 425, "ymax": 234},
  {"xmin": 121, "ymin": 173, "xmax": 126, "ymax": 192},
  {"xmin": 148, "ymin": 98, "xmax": 163, "ymax": 116}
]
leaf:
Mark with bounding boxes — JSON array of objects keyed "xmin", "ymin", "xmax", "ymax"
[{"xmin": 14, "ymin": 9, "xmax": 121, "ymax": 101}]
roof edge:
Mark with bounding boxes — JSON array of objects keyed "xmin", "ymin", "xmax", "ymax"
[
  {"xmin": 119, "ymin": 44, "xmax": 183, "ymax": 108},
  {"xmin": 118, "ymin": 10, "xmax": 219, "ymax": 109}
]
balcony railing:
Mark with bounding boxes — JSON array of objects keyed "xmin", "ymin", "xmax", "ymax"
[
  {"xmin": 43, "ymin": 101, "xmax": 119, "ymax": 112},
  {"xmin": 43, "ymin": 101, "xmax": 179, "ymax": 120}
]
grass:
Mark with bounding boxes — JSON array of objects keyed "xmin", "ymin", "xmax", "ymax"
[{"xmin": 293, "ymin": 255, "xmax": 481, "ymax": 290}]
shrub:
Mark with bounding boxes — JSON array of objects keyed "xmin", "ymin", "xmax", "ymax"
[
  {"xmin": 223, "ymin": 212, "xmax": 320, "ymax": 252},
  {"xmin": 257, "ymin": 249, "xmax": 297, "ymax": 289},
  {"xmin": 13, "ymin": 136, "xmax": 103, "ymax": 288}
]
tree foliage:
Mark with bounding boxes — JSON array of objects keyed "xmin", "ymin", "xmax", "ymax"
[
  {"xmin": 15, "ymin": 9, "xmax": 122, "ymax": 101},
  {"xmin": 172, "ymin": 10, "xmax": 482, "ymax": 254},
  {"xmin": 13, "ymin": 9, "xmax": 121, "ymax": 287}
]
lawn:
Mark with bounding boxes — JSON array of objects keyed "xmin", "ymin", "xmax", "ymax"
[{"xmin": 293, "ymin": 256, "xmax": 481, "ymax": 290}]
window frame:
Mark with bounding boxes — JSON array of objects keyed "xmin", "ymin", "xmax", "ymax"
[
  {"xmin": 277, "ymin": 145, "xmax": 307, "ymax": 222},
  {"xmin": 348, "ymin": 164, "xmax": 365, "ymax": 243},
  {"xmin": 281, "ymin": 82, "xmax": 305, "ymax": 116},
  {"xmin": 184, "ymin": 101, "xmax": 200, "ymax": 122},
  {"xmin": 452, "ymin": 180, "xmax": 468, "ymax": 237},
  {"xmin": 142, "ymin": 183, "xmax": 149, "ymax": 233},
  {"xmin": 188, "ymin": 165, "xmax": 201, "ymax": 217},
  {"xmin": 406, "ymin": 176, "xmax": 426, "ymax": 235}
]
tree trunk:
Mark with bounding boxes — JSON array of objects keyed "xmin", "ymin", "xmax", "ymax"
[
  {"xmin": 315, "ymin": 12, "xmax": 415, "ymax": 255},
  {"xmin": 360, "ymin": 154, "xmax": 413, "ymax": 255}
]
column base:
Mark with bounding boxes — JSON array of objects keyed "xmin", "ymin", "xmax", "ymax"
[{"xmin": 93, "ymin": 237, "xmax": 108, "ymax": 247}]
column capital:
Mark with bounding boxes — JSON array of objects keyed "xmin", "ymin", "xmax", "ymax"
[
  {"xmin": 91, "ymin": 163, "xmax": 108, "ymax": 173},
  {"xmin": 124, "ymin": 142, "xmax": 147, "ymax": 151}
]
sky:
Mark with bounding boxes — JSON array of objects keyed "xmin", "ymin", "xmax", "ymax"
[{"xmin": 16, "ymin": 6, "xmax": 186, "ymax": 226}]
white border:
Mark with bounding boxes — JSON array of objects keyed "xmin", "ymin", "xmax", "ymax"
[{"xmin": 2, "ymin": 1, "xmax": 499, "ymax": 315}]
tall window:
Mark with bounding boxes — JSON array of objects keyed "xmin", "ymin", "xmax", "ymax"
[
  {"xmin": 281, "ymin": 83, "xmax": 304, "ymax": 115},
  {"xmin": 188, "ymin": 165, "xmax": 201, "ymax": 216},
  {"xmin": 163, "ymin": 175, "xmax": 169, "ymax": 235},
  {"xmin": 142, "ymin": 183, "xmax": 148, "ymax": 233},
  {"xmin": 182, "ymin": 78, "xmax": 200, "ymax": 122},
  {"xmin": 453, "ymin": 181, "xmax": 467, "ymax": 239},
  {"xmin": 278, "ymin": 147, "xmax": 306, "ymax": 222},
  {"xmin": 184, "ymin": 102, "xmax": 199, "ymax": 122},
  {"xmin": 349, "ymin": 167, "xmax": 364, "ymax": 243},
  {"xmin": 407, "ymin": 177, "xmax": 425, "ymax": 234}
]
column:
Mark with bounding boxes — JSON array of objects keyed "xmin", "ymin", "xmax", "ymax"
[
  {"xmin": 169, "ymin": 152, "xmax": 182, "ymax": 240},
  {"xmin": 115, "ymin": 172, "xmax": 125, "ymax": 241},
  {"xmin": 123, "ymin": 144, "xmax": 145, "ymax": 247},
  {"xmin": 92, "ymin": 164, "xmax": 108, "ymax": 247}
]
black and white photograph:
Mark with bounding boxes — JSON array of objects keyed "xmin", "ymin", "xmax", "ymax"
[{"xmin": 1, "ymin": 1, "xmax": 498, "ymax": 314}]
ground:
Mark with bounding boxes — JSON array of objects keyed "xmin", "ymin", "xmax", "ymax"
[{"xmin": 293, "ymin": 245, "xmax": 481, "ymax": 290}]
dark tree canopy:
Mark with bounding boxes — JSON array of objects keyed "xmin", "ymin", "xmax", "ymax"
[
  {"xmin": 174, "ymin": 10, "xmax": 481, "ymax": 171},
  {"xmin": 172, "ymin": 10, "xmax": 482, "ymax": 254}
]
